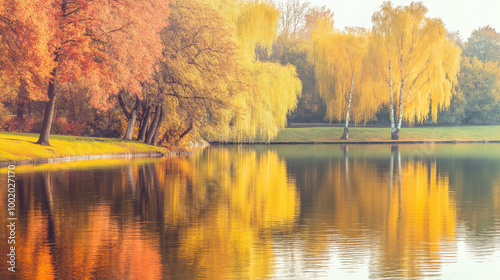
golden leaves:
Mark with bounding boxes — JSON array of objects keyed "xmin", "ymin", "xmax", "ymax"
[
  {"xmin": 309, "ymin": 20, "xmax": 384, "ymax": 125},
  {"xmin": 371, "ymin": 1, "xmax": 461, "ymax": 125},
  {"xmin": 207, "ymin": 0, "xmax": 302, "ymax": 141}
]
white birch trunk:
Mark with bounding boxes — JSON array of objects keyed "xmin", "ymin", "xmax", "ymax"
[
  {"xmin": 341, "ymin": 72, "xmax": 355, "ymax": 140},
  {"xmin": 395, "ymin": 78, "xmax": 405, "ymax": 139},
  {"xmin": 345, "ymin": 72, "xmax": 354, "ymax": 129},
  {"xmin": 389, "ymin": 61, "xmax": 396, "ymax": 135}
]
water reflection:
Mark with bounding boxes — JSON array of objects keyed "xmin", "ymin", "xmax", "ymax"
[
  {"xmin": 1, "ymin": 148, "xmax": 299, "ymax": 279},
  {"xmin": 274, "ymin": 145, "xmax": 458, "ymax": 279},
  {"xmin": 382, "ymin": 147, "xmax": 456, "ymax": 279},
  {"xmin": 1, "ymin": 144, "xmax": 500, "ymax": 279}
]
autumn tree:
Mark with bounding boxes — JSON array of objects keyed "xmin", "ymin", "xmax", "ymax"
[
  {"xmin": 310, "ymin": 20, "xmax": 383, "ymax": 139},
  {"xmin": 0, "ymin": 1, "xmax": 55, "ymax": 120},
  {"xmin": 0, "ymin": 0, "xmax": 170, "ymax": 145},
  {"xmin": 268, "ymin": 35, "xmax": 325, "ymax": 123},
  {"xmin": 302, "ymin": 5, "xmax": 334, "ymax": 40},
  {"xmin": 440, "ymin": 27, "xmax": 500, "ymax": 124},
  {"xmin": 205, "ymin": 0, "xmax": 302, "ymax": 141},
  {"xmin": 130, "ymin": 0, "xmax": 245, "ymax": 146},
  {"xmin": 371, "ymin": 2, "xmax": 461, "ymax": 139},
  {"xmin": 262, "ymin": 1, "xmax": 327, "ymax": 124}
]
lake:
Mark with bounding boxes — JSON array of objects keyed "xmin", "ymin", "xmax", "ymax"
[{"xmin": 2, "ymin": 144, "xmax": 500, "ymax": 279}]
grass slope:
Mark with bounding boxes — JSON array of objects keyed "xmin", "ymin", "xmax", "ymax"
[
  {"xmin": 272, "ymin": 126, "xmax": 500, "ymax": 142},
  {"xmin": 0, "ymin": 132, "xmax": 167, "ymax": 162}
]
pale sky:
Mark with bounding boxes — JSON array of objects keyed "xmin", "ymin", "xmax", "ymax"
[{"xmin": 280, "ymin": 0, "xmax": 500, "ymax": 40}]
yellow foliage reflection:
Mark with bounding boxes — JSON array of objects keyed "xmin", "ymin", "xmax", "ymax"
[
  {"xmin": 170, "ymin": 147, "xmax": 299, "ymax": 279},
  {"xmin": 288, "ymin": 147, "xmax": 457, "ymax": 279},
  {"xmin": 380, "ymin": 160, "xmax": 456, "ymax": 279},
  {"xmin": 1, "ymin": 147, "xmax": 299, "ymax": 279}
]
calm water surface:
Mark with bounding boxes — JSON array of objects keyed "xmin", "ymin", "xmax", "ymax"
[{"xmin": 2, "ymin": 144, "xmax": 500, "ymax": 279}]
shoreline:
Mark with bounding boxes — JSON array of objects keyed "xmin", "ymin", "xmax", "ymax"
[
  {"xmin": 2, "ymin": 127, "xmax": 500, "ymax": 166},
  {"xmin": 0, "ymin": 132, "xmax": 190, "ymax": 167},
  {"xmin": 0, "ymin": 151, "xmax": 192, "ymax": 168},
  {"xmin": 212, "ymin": 140, "xmax": 500, "ymax": 145},
  {"xmin": 2, "ymin": 140, "xmax": 499, "ymax": 167}
]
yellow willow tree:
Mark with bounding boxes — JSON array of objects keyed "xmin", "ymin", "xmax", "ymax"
[
  {"xmin": 205, "ymin": 0, "xmax": 302, "ymax": 141},
  {"xmin": 310, "ymin": 20, "xmax": 383, "ymax": 140},
  {"xmin": 371, "ymin": 2, "xmax": 461, "ymax": 140}
]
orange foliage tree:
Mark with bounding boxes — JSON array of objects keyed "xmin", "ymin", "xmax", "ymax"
[{"xmin": 0, "ymin": 0, "xmax": 171, "ymax": 145}]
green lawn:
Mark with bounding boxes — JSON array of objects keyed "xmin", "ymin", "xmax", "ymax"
[
  {"xmin": 271, "ymin": 125, "xmax": 500, "ymax": 143},
  {"xmin": 0, "ymin": 132, "xmax": 167, "ymax": 162}
]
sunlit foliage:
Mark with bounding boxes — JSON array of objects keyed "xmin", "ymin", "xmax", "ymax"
[
  {"xmin": 144, "ymin": 0, "xmax": 243, "ymax": 144},
  {"xmin": 205, "ymin": 0, "xmax": 302, "ymax": 141},
  {"xmin": 310, "ymin": 20, "xmax": 385, "ymax": 130},
  {"xmin": 371, "ymin": 2, "xmax": 461, "ymax": 138},
  {"xmin": 0, "ymin": 0, "xmax": 171, "ymax": 145}
]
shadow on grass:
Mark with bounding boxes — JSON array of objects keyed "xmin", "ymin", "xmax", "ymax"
[{"xmin": 1, "ymin": 138, "xmax": 39, "ymax": 145}]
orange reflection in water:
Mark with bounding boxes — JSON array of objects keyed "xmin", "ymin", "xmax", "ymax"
[
  {"xmin": 0, "ymin": 171, "xmax": 163, "ymax": 279},
  {"xmin": 0, "ymin": 147, "xmax": 299, "ymax": 279}
]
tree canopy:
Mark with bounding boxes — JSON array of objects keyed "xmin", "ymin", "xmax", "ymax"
[
  {"xmin": 310, "ymin": 21, "xmax": 383, "ymax": 125},
  {"xmin": 206, "ymin": 0, "xmax": 302, "ymax": 141},
  {"xmin": 371, "ymin": 1, "xmax": 461, "ymax": 139},
  {"xmin": 0, "ymin": 0, "xmax": 171, "ymax": 145},
  {"xmin": 463, "ymin": 26, "xmax": 500, "ymax": 63}
]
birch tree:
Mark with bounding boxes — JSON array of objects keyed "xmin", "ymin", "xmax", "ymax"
[
  {"xmin": 310, "ymin": 19, "xmax": 383, "ymax": 139},
  {"xmin": 371, "ymin": 2, "xmax": 461, "ymax": 139}
]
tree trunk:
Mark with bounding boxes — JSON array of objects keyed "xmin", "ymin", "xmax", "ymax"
[
  {"xmin": 145, "ymin": 104, "xmax": 161, "ymax": 145},
  {"xmin": 152, "ymin": 106, "xmax": 164, "ymax": 146},
  {"xmin": 389, "ymin": 61, "xmax": 398, "ymax": 140},
  {"xmin": 393, "ymin": 78, "xmax": 405, "ymax": 140},
  {"xmin": 123, "ymin": 95, "xmax": 141, "ymax": 140},
  {"xmin": 138, "ymin": 105, "xmax": 152, "ymax": 141},
  {"xmin": 36, "ymin": 77, "xmax": 57, "ymax": 146},
  {"xmin": 341, "ymin": 72, "xmax": 354, "ymax": 140},
  {"xmin": 391, "ymin": 130, "xmax": 399, "ymax": 140},
  {"xmin": 118, "ymin": 91, "xmax": 130, "ymax": 119},
  {"xmin": 175, "ymin": 122, "xmax": 194, "ymax": 145}
]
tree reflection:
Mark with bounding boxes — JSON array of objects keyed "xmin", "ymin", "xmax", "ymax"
[
  {"xmin": 0, "ymin": 147, "xmax": 299, "ymax": 279},
  {"xmin": 1, "ymin": 167, "xmax": 164, "ymax": 279},
  {"xmin": 378, "ymin": 147, "xmax": 456, "ymax": 279},
  {"xmin": 281, "ymin": 145, "xmax": 458, "ymax": 279},
  {"xmin": 163, "ymin": 147, "xmax": 300, "ymax": 279}
]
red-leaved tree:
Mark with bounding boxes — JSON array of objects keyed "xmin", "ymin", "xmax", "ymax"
[{"xmin": 0, "ymin": 0, "xmax": 170, "ymax": 145}]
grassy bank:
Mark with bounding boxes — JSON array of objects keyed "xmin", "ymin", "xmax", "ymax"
[
  {"xmin": 270, "ymin": 125, "xmax": 500, "ymax": 143},
  {"xmin": 0, "ymin": 132, "xmax": 168, "ymax": 163},
  {"xmin": 3, "ymin": 126, "xmax": 500, "ymax": 163}
]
